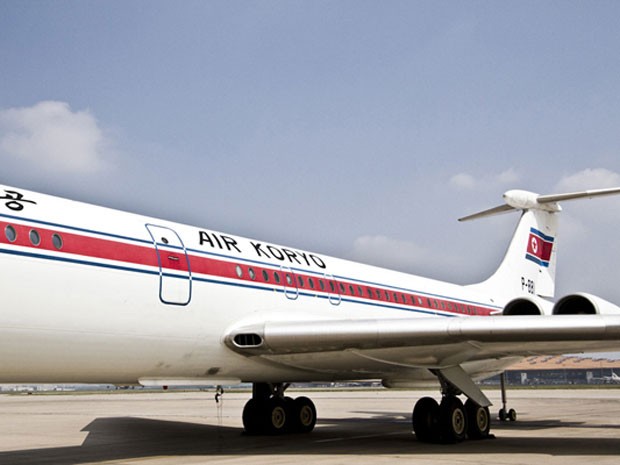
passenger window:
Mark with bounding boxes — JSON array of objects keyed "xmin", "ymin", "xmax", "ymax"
[
  {"xmin": 319, "ymin": 280, "xmax": 325, "ymax": 291},
  {"xmin": 249, "ymin": 268, "xmax": 256, "ymax": 280},
  {"xmin": 274, "ymin": 272, "xmax": 280, "ymax": 283},
  {"xmin": 285, "ymin": 274, "xmax": 293, "ymax": 285},
  {"xmin": 5, "ymin": 225, "xmax": 17, "ymax": 242},
  {"xmin": 235, "ymin": 265, "xmax": 243, "ymax": 278},
  {"xmin": 262, "ymin": 270, "xmax": 269, "ymax": 282},
  {"xmin": 309, "ymin": 278, "xmax": 315, "ymax": 289},
  {"xmin": 29, "ymin": 229, "xmax": 41, "ymax": 246},
  {"xmin": 298, "ymin": 276, "xmax": 304, "ymax": 287},
  {"xmin": 52, "ymin": 233, "xmax": 63, "ymax": 250}
]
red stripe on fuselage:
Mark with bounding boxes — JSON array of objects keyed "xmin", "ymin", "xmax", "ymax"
[
  {"xmin": 0, "ymin": 221, "xmax": 160, "ymax": 268},
  {"xmin": 0, "ymin": 219, "xmax": 495, "ymax": 316}
]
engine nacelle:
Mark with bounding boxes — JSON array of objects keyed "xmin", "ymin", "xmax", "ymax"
[
  {"xmin": 502, "ymin": 297, "xmax": 544, "ymax": 316},
  {"xmin": 552, "ymin": 292, "xmax": 620, "ymax": 315}
]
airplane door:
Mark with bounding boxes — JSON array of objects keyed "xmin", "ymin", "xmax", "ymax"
[
  {"xmin": 325, "ymin": 273, "xmax": 341, "ymax": 305},
  {"xmin": 280, "ymin": 265, "xmax": 299, "ymax": 300},
  {"xmin": 145, "ymin": 224, "xmax": 192, "ymax": 305}
]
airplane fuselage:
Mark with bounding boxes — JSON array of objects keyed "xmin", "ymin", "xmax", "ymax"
[{"xmin": 0, "ymin": 187, "xmax": 499, "ymax": 385}]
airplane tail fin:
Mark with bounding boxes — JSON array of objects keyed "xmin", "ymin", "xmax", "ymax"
[{"xmin": 462, "ymin": 187, "xmax": 620, "ymax": 305}]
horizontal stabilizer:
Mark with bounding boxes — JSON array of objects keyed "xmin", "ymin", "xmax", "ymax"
[
  {"xmin": 458, "ymin": 204, "xmax": 514, "ymax": 222},
  {"xmin": 459, "ymin": 187, "xmax": 620, "ymax": 222},
  {"xmin": 537, "ymin": 186, "xmax": 620, "ymax": 204}
]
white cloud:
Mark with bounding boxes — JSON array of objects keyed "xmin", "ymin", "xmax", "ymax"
[
  {"xmin": 549, "ymin": 168, "xmax": 620, "ymax": 302},
  {"xmin": 552, "ymin": 168, "xmax": 620, "ymax": 226},
  {"xmin": 496, "ymin": 167, "xmax": 520, "ymax": 185},
  {"xmin": 449, "ymin": 168, "xmax": 520, "ymax": 191},
  {"xmin": 449, "ymin": 173, "xmax": 476, "ymax": 190},
  {"xmin": 554, "ymin": 168, "xmax": 620, "ymax": 192},
  {"xmin": 0, "ymin": 101, "xmax": 111, "ymax": 174}
]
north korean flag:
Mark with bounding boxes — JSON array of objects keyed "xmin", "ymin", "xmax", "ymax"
[{"xmin": 525, "ymin": 228, "xmax": 554, "ymax": 267}]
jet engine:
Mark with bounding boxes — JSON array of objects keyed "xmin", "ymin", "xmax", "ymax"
[
  {"xmin": 552, "ymin": 293, "xmax": 620, "ymax": 315},
  {"xmin": 502, "ymin": 297, "xmax": 544, "ymax": 316}
]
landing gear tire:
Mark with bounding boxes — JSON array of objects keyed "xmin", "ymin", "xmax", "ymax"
[
  {"xmin": 508, "ymin": 408, "xmax": 517, "ymax": 422},
  {"xmin": 465, "ymin": 399, "xmax": 490, "ymax": 440},
  {"xmin": 242, "ymin": 398, "xmax": 263, "ymax": 435},
  {"xmin": 265, "ymin": 397, "xmax": 289, "ymax": 434},
  {"xmin": 439, "ymin": 396, "xmax": 467, "ymax": 443},
  {"xmin": 498, "ymin": 407, "xmax": 517, "ymax": 422},
  {"xmin": 412, "ymin": 397, "xmax": 440, "ymax": 443},
  {"xmin": 242, "ymin": 395, "xmax": 316, "ymax": 435},
  {"xmin": 292, "ymin": 396, "xmax": 317, "ymax": 433}
]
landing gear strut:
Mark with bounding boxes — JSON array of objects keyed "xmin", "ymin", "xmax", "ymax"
[
  {"xmin": 498, "ymin": 372, "xmax": 517, "ymax": 422},
  {"xmin": 242, "ymin": 383, "xmax": 317, "ymax": 435}
]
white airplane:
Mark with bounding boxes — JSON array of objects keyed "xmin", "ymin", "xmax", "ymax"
[
  {"xmin": 597, "ymin": 371, "xmax": 620, "ymax": 383},
  {"xmin": 608, "ymin": 371, "xmax": 620, "ymax": 382},
  {"xmin": 2, "ymin": 184, "xmax": 620, "ymax": 444}
]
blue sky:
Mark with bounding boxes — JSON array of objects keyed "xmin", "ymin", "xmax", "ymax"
[{"xmin": 2, "ymin": 1, "xmax": 620, "ymax": 305}]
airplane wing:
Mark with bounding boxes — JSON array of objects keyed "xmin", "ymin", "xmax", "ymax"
[
  {"xmin": 225, "ymin": 314, "xmax": 620, "ymax": 406},
  {"xmin": 226, "ymin": 314, "xmax": 620, "ymax": 357}
]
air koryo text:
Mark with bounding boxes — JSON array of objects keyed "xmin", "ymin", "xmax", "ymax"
[{"xmin": 198, "ymin": 230, "xmax": 326, "ymax": 269}]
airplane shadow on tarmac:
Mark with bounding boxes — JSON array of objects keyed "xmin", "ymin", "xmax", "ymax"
[{"xmin": 1, "ymin": 414, "xmax": 619, "ymax": 465}]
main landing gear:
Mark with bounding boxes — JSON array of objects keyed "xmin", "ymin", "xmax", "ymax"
[
  {"xmin": 412, "ymin": 373, "xmax": 491, "ymax": 443},
  {"xmin": 412, "ymin": 395, "xmax": 491, "ymax": 443},
  {"xmin": 242, "ymin": 383, "xmax": 317, "ymax": 435}
]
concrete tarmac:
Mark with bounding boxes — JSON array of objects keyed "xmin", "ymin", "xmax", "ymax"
[{"xmin": 1, "ymin": 388, "xmax": 619, "ymax": 465}]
